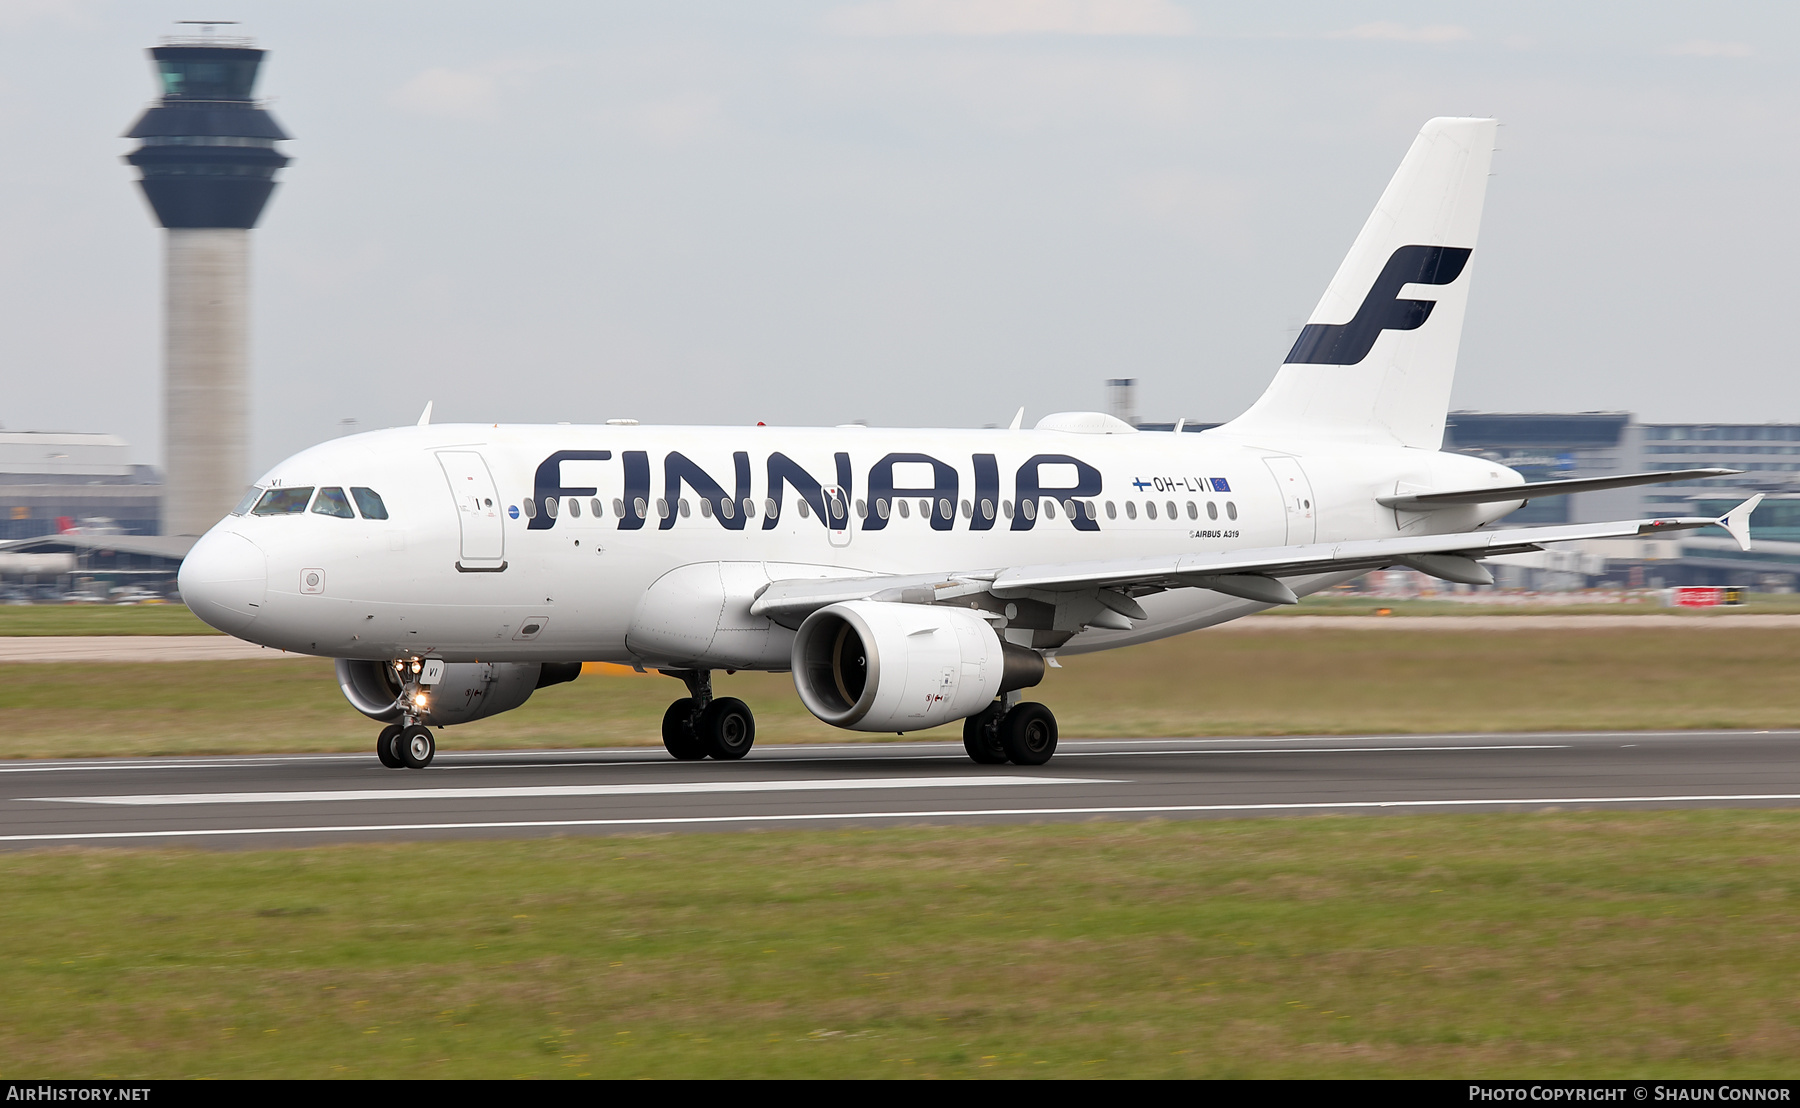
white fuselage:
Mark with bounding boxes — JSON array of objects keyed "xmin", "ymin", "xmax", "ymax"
[{"xmin": 180, "ymin": 419, "xmax": 1521, "ymax": 667}]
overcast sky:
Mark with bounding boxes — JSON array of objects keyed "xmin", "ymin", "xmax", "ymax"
[{"xmin": 0, "ymin": 1, "xmax": 1795, "ymax": 472}]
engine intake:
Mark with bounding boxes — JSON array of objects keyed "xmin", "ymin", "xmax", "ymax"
[
  {"xmin": 335, "ymin": 658, "xmax": 580, "ymax": 727},
  {"xmin": 791, "ymin": 601, "xmax": 1043, "ymax": 732}
]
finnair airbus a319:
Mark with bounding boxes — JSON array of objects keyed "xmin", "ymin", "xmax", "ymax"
[{"xmin": 178, "ymin": 117, "xmax": 1756, "ymax": 770}]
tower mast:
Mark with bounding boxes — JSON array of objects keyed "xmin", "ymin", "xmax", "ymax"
[{"xmin": 123, "ymin": 24, "xmax": 290, "ymax": 536}]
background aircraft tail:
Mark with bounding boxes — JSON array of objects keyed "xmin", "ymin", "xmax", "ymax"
[{"xmin": 1219, "ymin": 116, "xmax": 1497, "ymax": 450}]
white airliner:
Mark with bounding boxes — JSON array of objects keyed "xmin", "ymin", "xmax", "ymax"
[{"xmin": 178, "ymin": 117, "xmax": 1756, "ymax": 770}]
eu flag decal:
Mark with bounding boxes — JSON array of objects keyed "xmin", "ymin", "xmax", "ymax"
[{"xmin": 1209, "ymin": 478, "xmax": 1231, "ymax": 493}]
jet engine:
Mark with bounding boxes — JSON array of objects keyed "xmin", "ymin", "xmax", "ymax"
[
  {"xmin": 791, "ymin": 601, "xmax": 1044, "ymax": 732},
  {"xmin": 335, "ymin": 658, "xmax": 581, "ymax": 727}
]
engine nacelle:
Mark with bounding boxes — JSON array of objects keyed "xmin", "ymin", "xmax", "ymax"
[
  {"xmin": 791, "ymin": 601, "xmax": 1043, "ymax": 732},
  {"xmin": 335, "ymin": 659, "xmax": 580, "ymax": 727}
]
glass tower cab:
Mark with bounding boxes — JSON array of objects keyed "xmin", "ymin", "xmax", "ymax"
[{"xmin": 123, "ymin": 41, "xmax": 290, "ymax": 229}]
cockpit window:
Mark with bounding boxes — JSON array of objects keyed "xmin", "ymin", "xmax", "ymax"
[
  {"xmin": 230, "ymin": 487, "xmax": 263, "ymax": 516},
  {"xmin": 351, "ymin": 487, "xmax": 389, "ymax": 520},
  {"xmin": 251, "ymin": 487, "xmax": 314, "ymax": 516},
  {"xmin": 311, "ymin": 487, "xmax": 355, "ymax": 518}
]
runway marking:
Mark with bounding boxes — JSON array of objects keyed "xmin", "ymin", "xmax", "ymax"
[
  {"xmin": 25, "ymin": 775, "xmax": 1113, "ymax": 807},
  {"xmin": 0, "ymin": 731, "xmax": 1787, "ymax": 775},
  {"xmin": 5, "ymin": 793, "xmax": 1800, "ymax": 842},
  {"xmin": 420, "ymin": 743, "xmax": 1571, "ymax": 771}
]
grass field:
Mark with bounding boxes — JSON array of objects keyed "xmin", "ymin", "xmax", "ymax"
[
  {"xmin": 3, "ymin": 811, "xmax": 1796, "ymax": 1078},
  {"xmin": 2, "ymin": 625, "xmax": 1796, "ymax": 758},
  {"xmin": 1, "ymin": 594, "xmax": 1796, "ymax": 638},
  {"xmin": 0, "ymin": 604, "xmax": 218, "ymax": 636}
]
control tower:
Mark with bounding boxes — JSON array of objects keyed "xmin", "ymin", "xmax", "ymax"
[{"xmin": 123, "ymin": 30, "xmax": 289, "ymax": 537}]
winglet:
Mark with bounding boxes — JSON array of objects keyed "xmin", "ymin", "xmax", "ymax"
[
  {"xmin": 416, "ymin": 401, "xmax": 434, "ymax": 427},
  {"xmin": 1008, "ymin": 407, "xmax": 1025, "ymax": 431},
  {"xmin": 1720, "ymin": 494, "xmax": 1762, "ymax": 551}
]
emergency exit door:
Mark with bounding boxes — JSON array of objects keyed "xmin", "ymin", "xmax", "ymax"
[
  {"xmin": 438, "ymin": 450, "xmax": 506, "ymax": 571},
  {"xmin": 1263, "ymin": 456, "xmax": 1316, "ymax": 545}
]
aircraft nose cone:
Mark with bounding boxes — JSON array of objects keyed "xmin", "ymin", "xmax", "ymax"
[{"xmin": 178, "ymin": 530, "xmax": 267, "ymax": 636}]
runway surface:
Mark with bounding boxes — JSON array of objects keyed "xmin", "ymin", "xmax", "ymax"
[{"xmin": 2, "ymin": 730, "xmax": 1798, "ymax": 848}]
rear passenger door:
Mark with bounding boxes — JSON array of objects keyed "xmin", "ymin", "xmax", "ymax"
[{"xmin": 437, "ymin": 451, "xmax": 506, "ymax": 571}]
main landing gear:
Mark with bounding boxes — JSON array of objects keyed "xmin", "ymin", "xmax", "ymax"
[
  {"xmin": 376, "ymin": 722, "xmax": 436, "ymax": 769},
  {"xmin": 963, "ymin": 695, "xmax": 1058, "ymax": 766},
  {"xmin": 661, "ymin": 669, "xmax": 756, "ymax": 761}
]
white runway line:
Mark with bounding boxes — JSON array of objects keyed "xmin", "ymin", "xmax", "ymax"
[
  {"xmin": 5, "ymin": 793, "xmax": 1800, "ymax": 843},
  {"xmin": 25, "ymin": 775, "xmax": 1114, "ymax": 807}
]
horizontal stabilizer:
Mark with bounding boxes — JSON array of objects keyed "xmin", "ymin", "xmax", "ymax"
[
  {"xmin": 1722, "ymin": 494, "xmax": 1763, "ymax": 551},
  {"xmin": 1379, "ymin": 468, "xmax": 1742, "ymax": 510}
]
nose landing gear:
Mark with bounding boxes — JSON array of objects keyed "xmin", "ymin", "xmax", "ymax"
[
  {"xmin": 660, "ymin": 670, "xmax": 756, "ymax": 761},
  {"xmin": 376, "ymin": 724, "xmax": 404, "ymax": 768},
  {"xmin": 374, "ymin": 658, "xmax": 438, "ymax": 769},
  {"xmin": 375, "ymin": 721, "xmax": 437, "ymax": 769}
]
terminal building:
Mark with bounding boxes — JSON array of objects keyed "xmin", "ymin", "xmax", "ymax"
[
  {"xmin": 1443, "ymin": 413, "xmax": 1800, "ymax": 590},
  {"xmin": 0, "ymin": 432, "xmax": 183, "ymax": 600},
  {"xmin": 0, "ymin": 432, "xmax": 162, "ymax": 540}
]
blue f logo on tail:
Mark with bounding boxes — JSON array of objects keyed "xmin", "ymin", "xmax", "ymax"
[{"xmin": 1285, "ymin": 244, "xmax": 1472, "ymax": 366}]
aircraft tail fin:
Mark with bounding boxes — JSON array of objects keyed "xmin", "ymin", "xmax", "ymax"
[{"xmin": 1219, "ymin": 117, "xmax": 1498, "ymax": 450}]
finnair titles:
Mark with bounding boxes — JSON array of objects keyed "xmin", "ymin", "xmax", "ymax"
[{"xmin": 179, "ymin": 117, "xmax": 1756, "ymax": 770}]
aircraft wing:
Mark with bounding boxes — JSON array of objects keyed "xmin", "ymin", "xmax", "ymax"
[{"xmin": 750, "ymin": 498, "xmax": 1761, "ymax": 625}]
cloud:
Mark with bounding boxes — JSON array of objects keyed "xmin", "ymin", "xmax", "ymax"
[
  {"xmin": 390, "ymin": 58, "xmax": 554, "ymax": 122},
  {"xmin": 1125, "ymin": 170, "xmax": 1255, "ymax": 253},
  {"xmin": 1666, "ymin": 40, "xmax": 1754, "ymax": 58},
  {"xmin": 828, "ymin": 0, "xmax": 1194, "ymax": 38},
  {"xmin": 391, "ymin": 67, "xmax": 501, "ymax": 121},
  {"xmin": 1331, "ymin": 22, "xmax": 1473, "ymax": 44},
  {"xmin": 627, "ymin": 94, "xmax": 722, "ymax": 147}
]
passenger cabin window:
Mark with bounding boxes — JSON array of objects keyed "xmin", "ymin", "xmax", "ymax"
[
  {"xmin": 311, "ymin": 487, "xmax": 355, "ymax": 518},
  {"xmin": 253, "ymin": 487, "xmax": 314, "ymax": 515},
  {"xmin": 231, "ymin": 487, "xmax": 262, "ymax": 516},
  {"xmin": 1226, "ymin": 501, "xmax": 1238, "ymax": 520},
  {"xmin": 590, "ymin": 498, "xmax": 604, "ymax": 518},
  {"xmin": 351, "ymin": 487, "xmax": 389, "ymax": 520}
]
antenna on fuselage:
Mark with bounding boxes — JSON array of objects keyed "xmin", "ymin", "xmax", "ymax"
[
  {"xmin": 416, "ymin": 401, "xmax": 433, "ymax": 426},
  {"xmin": 1008, "ymin": 407, "xmax": 1025, "ymax": 431}
]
